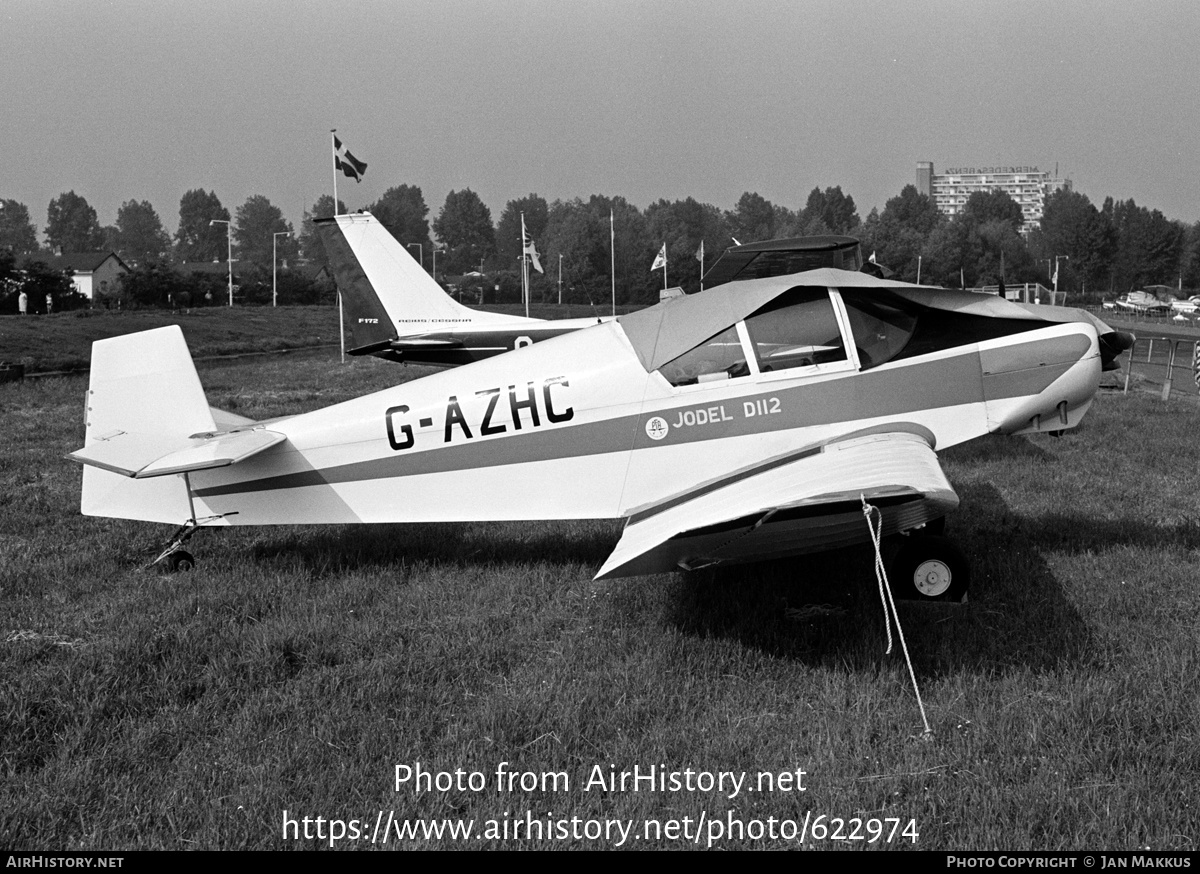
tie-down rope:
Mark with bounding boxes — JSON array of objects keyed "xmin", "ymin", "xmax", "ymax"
[{"xmin": 861, "ymin": 496, "xmax": 933, "ymax": 739}]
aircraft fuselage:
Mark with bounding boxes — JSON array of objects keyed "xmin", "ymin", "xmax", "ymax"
[{"xmin": 183, "ymin": 295, "xmax": 1103, "ymax": 527}]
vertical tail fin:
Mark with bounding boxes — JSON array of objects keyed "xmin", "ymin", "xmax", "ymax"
[
  {"xmin": 78, "ymin": 326, "xmax": 215, "ymax": 523},
  {"xmin": 315, "ymin": 212, "xmax": 533, "ymax": 354},
  {"xmin": 316, "ymin": 213, "xmax": 404, "ymax": 352}
]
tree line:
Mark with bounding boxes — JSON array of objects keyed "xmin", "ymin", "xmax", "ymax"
[{"xmin": 2, "ymin": 179, "xmax": 1197, "ymax": 311}]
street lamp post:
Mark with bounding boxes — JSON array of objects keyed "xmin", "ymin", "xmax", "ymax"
[
  {"xmin": 209, "ymin": 219, "xmax": 233, "ymax": 306},
  {"xmin": 407, "ymin": 243, "xmax": 423, "ymax": 271},
  {"xmin": 558, "ymin": 254, "xmax": 563, "ymax": 305},
  {"xmin": 273, "ymin": 232, "xmax": 288, "ymax": 308},
  {"xmin": 1053, "ymin": 255, "xmax": 1071, "ymax": 298}
]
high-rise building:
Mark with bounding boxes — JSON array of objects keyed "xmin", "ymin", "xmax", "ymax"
[{"xmin": 915, "ymin": 162, "xmax": 1070, "ymax": 231}]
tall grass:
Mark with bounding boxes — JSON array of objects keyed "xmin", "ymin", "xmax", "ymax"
[{"xmin": 1, "ymin": 355, "xmax": 1197, "ymax": 850}]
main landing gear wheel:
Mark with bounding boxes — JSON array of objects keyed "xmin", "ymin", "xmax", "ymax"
[
  {"xmin": 919, "ymin": 516, "xmax": 947, "ymax": 537},
  {"xmin": 889, "ymin": 535, "xmax": 969, "ymax": 602}
]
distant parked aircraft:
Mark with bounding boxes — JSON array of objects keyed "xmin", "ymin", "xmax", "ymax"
[{"xmin": 317, "ymin": 212, "xmax": 610, "ymax": 367}]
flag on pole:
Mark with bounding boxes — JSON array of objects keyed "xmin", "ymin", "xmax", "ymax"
[
  {"xmin": 610, "ymin": 209, "xmax": 615, "ymax": 318},
  {"xmin": 869, "ymin": 251, "xmax": 877, "ymax": 264},
  {"xmin": 651, "ymin": 244, "xmax": 667, "ymax": 271},
  {"xmin": 695, "ymin": 240, "xmax": 704, "ymax": 263},
  {"xmin": 521, "ymin": 215, "xmax": 543, "ymax": 274},
  {"xmin": 334, "ymin": 136, "xmax": 367, "ymax": 182}
]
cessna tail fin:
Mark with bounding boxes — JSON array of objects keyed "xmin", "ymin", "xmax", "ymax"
[{"xmin": 315, "ymin": 212, "xmax": 535, "ymax": 355}]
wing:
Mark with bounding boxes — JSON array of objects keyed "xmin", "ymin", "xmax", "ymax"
[{"xmin": 595, "ymin": 429, "xmax": 959, "ymax": 579}]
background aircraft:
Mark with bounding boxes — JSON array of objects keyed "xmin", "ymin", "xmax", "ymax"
[
  {"xmin": 69, "ymin": 267, "xmax": 1132, "ymax": 601},
  {"xmin": 1110, "ymin": 290, "xmax": 1172, "ymax": 315},
  {"xmin": 320, "ymin": 214, "xmax": 885, "ymax": 368},
  {"xmin": 700, "ymin": 235, "xmax": 867, "ymax": 287},
  {"xmin": 317, "ymin": 212, "xmax": 611, "ymax": 367}
]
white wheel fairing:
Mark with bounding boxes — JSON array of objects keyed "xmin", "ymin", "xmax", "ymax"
[{"xmin": 912, "ymin": 559, "xmax": 953, "ymax": 597}]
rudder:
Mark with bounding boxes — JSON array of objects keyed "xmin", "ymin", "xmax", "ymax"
[{"xmin": 78, "ymin": 326, "xmax": 216, "ymax": 523}]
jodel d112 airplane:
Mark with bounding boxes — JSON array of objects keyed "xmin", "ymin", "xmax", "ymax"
[
  {"xmin": 317, "ymin": 212, "xmax": 613, "ymax": 367},
  {"xmin": 69, "ymin": 268, "xmax": 1132, "ymax": 600}
]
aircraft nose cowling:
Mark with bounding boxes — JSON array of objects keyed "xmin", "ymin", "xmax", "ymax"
[
  {"xmin": 1098, "ymin": 330, "xmax": 1136, "ymax": 372},
  {"xmin": 982, "ymin": 330, "xmax": 1101, "ymax": 436}
]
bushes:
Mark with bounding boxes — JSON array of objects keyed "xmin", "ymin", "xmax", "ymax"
[
  {"xmin": 108, "ymin": 261, "xmax": 333, "ymax": 309},
  {"xmin": 0, "ymin": 254, "xmax": 86, "ymax": 314}
]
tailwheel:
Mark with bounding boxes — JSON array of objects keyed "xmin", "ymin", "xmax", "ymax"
[
  {"xmin": 889, "ymin": 535, "xmax": 969, "ymax": 602},
  {"xmin": 164, "ymin": 550, "xmax": 195, "ymax": 573},
  {"xmin": 146, "ymin": 517, "xmax": 216, "ymax": 572}
]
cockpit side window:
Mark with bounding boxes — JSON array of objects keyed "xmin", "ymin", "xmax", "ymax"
[
  {"xmin": 743, "ymin": 287, "xmax": 847, "ymax": 373},
  {"xmin": 839, "ymin": 291, "xmax": 918, "ymax": 369},
  {"xmin": 657, "ymin": 325, "xmax": 749, "ymax": 387}
]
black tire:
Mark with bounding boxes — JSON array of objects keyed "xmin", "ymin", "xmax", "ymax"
[
  {"xmin": 166, "ymin": 550, "xmax": 195, "ymax": 573},
  {"xmin": 889, "ymin": 535, "xmax": 968, "ymax": 602},
  {"xmin": 920, "ymin": 516, "xmax": 947, "ymax": 537}
]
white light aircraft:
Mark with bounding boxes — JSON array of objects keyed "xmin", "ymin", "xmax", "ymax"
[
  {"xmin": 69, "ymin": 269, "xmax": 1133, "ymax": 600},
  {"xmin": 318, "ymin": 212, "xmax": 611, "ymax": 367},
  {"xmin": 1112, "ymin": 290, "xmax": 1172, "ymax": 315}
]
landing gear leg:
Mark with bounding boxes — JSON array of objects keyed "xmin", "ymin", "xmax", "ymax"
[
  {"xmin": 145, "ymin": 512, "xmax": 236, "ymax": 573},
  {"xmin": 147, "ymin": 520, "xmax": 202, "ymax": 573}
]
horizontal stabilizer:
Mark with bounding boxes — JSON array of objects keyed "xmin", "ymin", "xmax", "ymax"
[
  {"xmin": 596, "ymin": 430, "xmax": 958, "ymax": 579},
  {"xmin": 68, "ymin": 428, "xmax": 286, "ymax": 478}
]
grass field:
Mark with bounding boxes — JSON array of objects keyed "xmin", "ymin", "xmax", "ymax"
[
  {"xmin": 2, "ymin": 342, "xmax": 1198, "ymax": 850},
  {"xmin": 0, "ymin": 303, "xmax": 631, "ymax": 375}
]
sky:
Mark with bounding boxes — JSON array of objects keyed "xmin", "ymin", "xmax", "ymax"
[{"xmin": 3, "ymin": 0, "xmax": 1198, "ymax": 242}]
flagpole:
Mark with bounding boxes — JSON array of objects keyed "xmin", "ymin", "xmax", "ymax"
[
  {"xmin": 610, "ymin": 209, "xmax": 615, "ymax": 317},
  {"xmin": 338, "ymin": 291, "xmax": 345, "ymax": 364},
  {"xmin": 332, "ymin": 130, "xmax": 345, "ymax": 362},
  {"xmin": 521, "ymin": 213, "xmax": 529, "ymax": 319},
  {"xmin": 331, "ymin": 130, "xmax": 339, "ymax": 215}
]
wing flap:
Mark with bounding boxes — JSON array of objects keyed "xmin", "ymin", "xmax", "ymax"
[
  {"xmin": 596, "ymin": 431, "xmax": 958, "ymax": 579},
  {"xmin": 68, "ymin": 428, "xmax": 286, "ymax": 479}
]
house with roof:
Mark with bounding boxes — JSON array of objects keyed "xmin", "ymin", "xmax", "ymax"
[{"xmin": 35, "ymin": 252, "xmax": 130, "ymax": 301}]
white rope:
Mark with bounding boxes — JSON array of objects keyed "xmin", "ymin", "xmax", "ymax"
[{"xmin": 861, "ymin": 496, "xmax": 934, "ymax": 739}]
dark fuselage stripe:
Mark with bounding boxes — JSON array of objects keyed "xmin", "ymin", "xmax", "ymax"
[{"xmin": 192, "ymin": 343, "xmax": 1077, "ymax": 499}]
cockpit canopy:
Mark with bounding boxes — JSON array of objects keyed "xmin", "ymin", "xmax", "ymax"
[
  {"xmin": 651, "ymin": 285, "xmax": 922, "ymax": 387},
  {"xmin": 617, "ymin": 267, "xmax": 1112, "ymax": 388}
]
